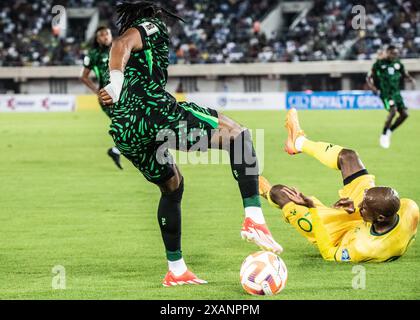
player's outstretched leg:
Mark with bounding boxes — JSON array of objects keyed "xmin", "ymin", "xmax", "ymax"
[
  {"xmin": 157, "ymin": 165, "xmax": 207, "ymax": 287},
  {"xmin": 284, "ymin": 108, "xmax": 367, "ymax": 182},
  {"xmin": 107, "ymin": 146, "xmax": 123, "ymax": 170},
  {"xmin": 210, "ymin": 114, "xmax": 283, "ymax": 255},
  {"xmin": 285, "ymin": 108, "xmax": 343, "ymax": 170}
]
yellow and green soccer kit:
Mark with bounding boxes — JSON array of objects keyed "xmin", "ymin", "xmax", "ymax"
[
  {"xmin": 269, "ymin": 138, "xmax": 419, "ymax": 262},
  {"xmin": 277, "ymin": 174, "xmax": 419, "ymax": 262}
]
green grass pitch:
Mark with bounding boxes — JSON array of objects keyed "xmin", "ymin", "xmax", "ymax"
[{"xmin": 0, "ymin": 109, "xmax": 419, "ymax": 300}]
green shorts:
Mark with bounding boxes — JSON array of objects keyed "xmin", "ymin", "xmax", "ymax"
[
  {"xmin": 380, "ymin": 93, "xmax": 406, "ymax": 111},
  {"xmin": 110, "ymin": 101, "xmax": 219, "ymax": 184}
]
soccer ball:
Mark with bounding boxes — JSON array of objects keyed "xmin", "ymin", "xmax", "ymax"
[{"xmin": 240, "ymin": 251, "xmax": 288, "ymax": 296}]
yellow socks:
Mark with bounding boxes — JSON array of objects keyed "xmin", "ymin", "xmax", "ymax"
[{"xmin": 300, "ymin": 138, "xmax": 343, "ymax": 170}]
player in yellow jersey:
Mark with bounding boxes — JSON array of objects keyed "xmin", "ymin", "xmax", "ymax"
[{"xmin": 259, "ymin": 108, "xmax": 419, "ymax": 262}]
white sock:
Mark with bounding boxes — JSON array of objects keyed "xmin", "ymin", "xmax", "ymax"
[
  {"xmin": 111, "ymin": 147, "xmax": 121, "ymax": 155},
  {"xmin": 295, "ymin": 136, "xmax": 307, "ymax": 152},
  {"xmin": 168, "ymin": 258, "xmax": 187, "ymax": 277},
  {"xmin": 386, "ymin": 129, "xmax": 392, "ymax": 137},
  {"xmin": 245, "ymin": 207, "xmax": 266, "ymax": 224}
]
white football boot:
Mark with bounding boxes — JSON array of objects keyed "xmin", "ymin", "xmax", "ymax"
[{"xmin": 380, "ymin": 133, "xmax": 390, "ymax": 149}]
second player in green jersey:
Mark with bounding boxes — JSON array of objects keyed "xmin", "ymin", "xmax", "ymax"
[
  {"xmin": 367, "ymin": 45, "xmax": 416, "ymax": 149},
  {"xmin": 80, "ymin": 26, "xmax": 123, "ymax": 169}
]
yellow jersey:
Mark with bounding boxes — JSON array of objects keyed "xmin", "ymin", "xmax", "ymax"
[{"xmin": 310, "ymin": 199, "xmax": 419, "ymax": 263}]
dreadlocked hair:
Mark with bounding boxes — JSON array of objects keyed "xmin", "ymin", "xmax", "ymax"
[{"xmin": 116, "ymin": 1, "xmax": 185, "ymax": 35}]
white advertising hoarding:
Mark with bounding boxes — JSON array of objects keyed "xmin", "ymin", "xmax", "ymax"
[
  {"xmin": 0, "ymin": 95, "xmax": 75, "ymax": 112},
  {"xmin": 402, "ymin": 91, "xmax": 420, "ymax": 109},
  {"xmin": 184, "ymin": 92, "xmax": 286, "ymax": 111}
]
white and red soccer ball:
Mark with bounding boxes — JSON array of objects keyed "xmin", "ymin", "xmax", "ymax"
[{"xmin": 240, "ymin": 251, "xmax": 288, "ymax": 296}]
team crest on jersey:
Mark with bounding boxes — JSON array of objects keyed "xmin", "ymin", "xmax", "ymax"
[
  {"xmin": 140, "ymin": 22, "xmax": 159, "ymax": 36},
  {"xmin": 341, "ymin": 249, "xmax": 350, "ymax": 261},
  {"xmin": 394, "ymin": 63, "xmax": 400, "ymax": 70},
  {"xmin": 84, "ymin": 56, "xmax": 90, "ymax": 67},
  {"xmin": 387, "ymin": 67, "xmax": 395, "ymax": 75}
]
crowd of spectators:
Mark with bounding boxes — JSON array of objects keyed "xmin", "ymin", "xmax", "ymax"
[
  {"xmin": 0, "ymin": 0, "xmax": 419, "ymax": 67},
  {"xmin": 282, "ymin": 0, "xmax": 420, "ymax": 61}
]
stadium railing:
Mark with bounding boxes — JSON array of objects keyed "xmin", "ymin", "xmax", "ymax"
[{"xmin": 1, "ymin": 59, "xmax": 420, "ymax": 79}]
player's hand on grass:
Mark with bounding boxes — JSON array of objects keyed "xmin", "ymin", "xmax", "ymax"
[
  {"xmin": 99, "ymin": 88, "xmax": 114, "ymax": 106},
  {"xmin": 282, "ymin": 186, "xmax": 315, "ymax": 208},
  {"xmin": 333, "ymin": 198, "xmax": 355, "ymax": 214}
]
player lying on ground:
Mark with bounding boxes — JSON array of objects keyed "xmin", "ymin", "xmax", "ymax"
[
  {"xmin": 366, "ymin": 45, "xmax": 416, "ymax": 149},
  {"xmin": 98, "ymin": 1, "xmax": 282, "ymax": 286},
  {"xmin": 80, "ymin": 26, "xmax": 123, "ymax": 169},
  {"xmin": 259, "ymin": 108, "xmax": 419, "ymax": 262}
]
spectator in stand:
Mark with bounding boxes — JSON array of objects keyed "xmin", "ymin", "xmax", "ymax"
[{"xmin": 0, "ymin": 0, "xmax": 418, "ymax": 66}]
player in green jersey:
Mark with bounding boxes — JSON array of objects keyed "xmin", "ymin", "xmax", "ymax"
[
  {"xmin": 99, "ymin": 1, "xmax": 282, "ymax": 287},
  {"xmin": 80, "ymin": 26, "xmax": 123, "ymax": 169},
  {"xmin": 367, "ymin": 45, "xmax": 416, "ymax": 149}
]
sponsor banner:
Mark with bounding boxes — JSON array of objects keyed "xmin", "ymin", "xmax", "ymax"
[
  {"xmin": 184, "ymin": 92, "xmax": 286, "ymax": 111},
  {"xmin": 2, "ymin": 91, "xmax": 419, "ymax": 112},
  {"xmin": 402, "ymin": 91, "xmax": 420, "ymax": 109},
  {"xmin": 0, "ymin": 95, "xmax": 75, "ymax": 112},
  {"xmin": 286, "ymin": 91, "xmax": 420, "ymax": 110}
]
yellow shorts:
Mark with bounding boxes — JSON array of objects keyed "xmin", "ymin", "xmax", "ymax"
[{"xmin": 281, "ymin": 175, "xmax": 376, "ymax": 245}]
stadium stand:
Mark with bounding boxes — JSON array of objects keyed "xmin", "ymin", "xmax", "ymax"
[
  {"xmin": 284, "ymin": 0, "xmax": 420, "ymax": 61},
  {"xmin": 0, "ymin": 0, "xmax": 419, "ymax": 67}
]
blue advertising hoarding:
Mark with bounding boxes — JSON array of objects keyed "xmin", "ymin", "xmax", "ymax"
[{"xmin": 286, "ymin": 91, "xmax": 384, "ymax": 110}]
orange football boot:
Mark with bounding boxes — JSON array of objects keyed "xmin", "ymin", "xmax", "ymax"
[
  {"xmin": 162, "ymin": 270, "xmax": 207, "ymax": 287},
  {"xmin": 241, "ymin": 218, "xmax": 283, "ymax": 255},
  {"xmin": 285, "ymin": 108, "xmax": 305, "ymax": 155}
]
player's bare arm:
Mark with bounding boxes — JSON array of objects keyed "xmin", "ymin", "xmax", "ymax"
[
  {"xmin": 405, "ymin": 70, "xmax": 416, "ymax": 88},
  {"xmin": 268, "ymin": 184, "xmax": 303, "ymax": 209},
  {"xmin": 259, "ymin": 173, "xmax": 309, "ymax": 209},
  {"xmin": 80, "ymin": 67, "xmax": 110, "ymax": 106},
  {"xmin": 99, "ymin": 28, "xmax": 144, "ymax": 105},
  {"xmin": 281, "ymin": 187, "xmax": 315, "ymax": 208},
  {"xmin": 267, "ymin": 182, "xmax": 356, "ymax": 213},
  {"xmin": 80, "ymin": 67, "xmax": 99, "ymax": 94},
  {"xmin": 366, "ymin": 71, "xmax": 379, "ymax": 94}
]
